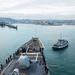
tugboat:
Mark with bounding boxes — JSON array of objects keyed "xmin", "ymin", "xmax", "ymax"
[
  {"xmin": 0, "ymin": 37, "xmax": 50, "ymax": 75},
  {"xmin": 52, "ymin": 39, "xmax": 68, "ymax": 49}
]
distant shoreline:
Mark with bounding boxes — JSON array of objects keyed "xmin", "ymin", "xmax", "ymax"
[{"xmin": 0, "ymin": 17, "xmax": 75, "ymax": 26}]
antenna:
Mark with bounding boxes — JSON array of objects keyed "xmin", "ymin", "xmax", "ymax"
[
  {"xmin": 60, "ymin": 32, "xmax": 62, "ymax": 39},
  {"xmin": 35, "ymin": 29, "xmax": 37, "ymax": 37}
]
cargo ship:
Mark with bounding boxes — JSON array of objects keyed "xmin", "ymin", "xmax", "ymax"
[{"xmin": 0, "ymin": 37, "xmax": 50, "ymax": 75}]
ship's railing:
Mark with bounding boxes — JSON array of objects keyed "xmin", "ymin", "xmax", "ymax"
[
  {"xmin": 40, "ymin": 50, "xmax": 50, "ymax": 75},
  {"xmin": 0, "ymin": 55, "xmax": 13, "ymax": 75}
]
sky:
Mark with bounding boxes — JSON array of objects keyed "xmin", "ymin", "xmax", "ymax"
[{"xmin": 0, "ymin": 0, "xmax": 75, "ymax": 19}]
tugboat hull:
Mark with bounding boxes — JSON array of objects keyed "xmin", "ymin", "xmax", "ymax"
[
  {"xmin": 52, "ymin": 44, "xmax": 68, "ymax": 50},
  {"xmin": 52, "ymin": 39, "xmax": 68, "ymax": 50}
]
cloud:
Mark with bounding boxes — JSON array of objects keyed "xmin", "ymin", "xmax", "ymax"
[{"xmin": 0, "ymin": 0, "xmax": 75, "ymax": 19}]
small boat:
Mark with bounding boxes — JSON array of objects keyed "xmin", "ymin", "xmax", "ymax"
[{"xmin": 52, "ymin": 39, "xmax": 68, "ymax": 49}]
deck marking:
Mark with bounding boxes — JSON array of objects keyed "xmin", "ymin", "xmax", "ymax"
[
  {"xmin": 21, "ymin": 52, "xmax": 40, "ymax": 54},
  {"xmin": 20, "ymin": 73, "xmax": 26, "ymax": 75},
  {"xmin": 1, "ymin": 60, "xmax": 13, "ymax": 75},
  {"xmin": 36, "ymin": 53, "xmax": 38, "ymax": 61}
]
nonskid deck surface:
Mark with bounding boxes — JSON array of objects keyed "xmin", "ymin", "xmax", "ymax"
[
  {"xmin": 0, "ymin": 38, "xmax": 49, "ymax": 75},
  {"xmin": 3, "ymin": 53, "xmax": 46, "ymax": 75},
  {"xmin": 18, "ymin": 38, "xmax": 44, "ymax": 51}
]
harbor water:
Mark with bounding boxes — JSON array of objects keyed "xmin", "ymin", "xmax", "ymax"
[{"xmin": 0, "ymin": 24, "xmax": 75, "ymax": 75}]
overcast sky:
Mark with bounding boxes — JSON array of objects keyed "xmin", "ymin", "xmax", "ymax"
[{"xmin": 0, "ymin": 0, "xmax": 75, "ymax": 19}]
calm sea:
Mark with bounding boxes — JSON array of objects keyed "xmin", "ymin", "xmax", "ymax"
[{"xmin": 0, "ymin": 24, "xmax": 75, "ymax": 75}]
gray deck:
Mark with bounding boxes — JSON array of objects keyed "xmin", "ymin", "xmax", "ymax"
[
  {"xmin": 3, "ymin": 53, "xmax": 46, "ymax": 75},
  {"xmin": 1, "ymin": 38, "xmax": 49, "ymax": 75},
  {"xmin": 17, "ymin": 37, "xmax": 44, "ymax": 51}
]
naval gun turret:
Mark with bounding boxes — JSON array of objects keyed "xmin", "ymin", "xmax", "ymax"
[{"xmin": 18, "ymin": 55, "xmax": 30, "ymax": 69}]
